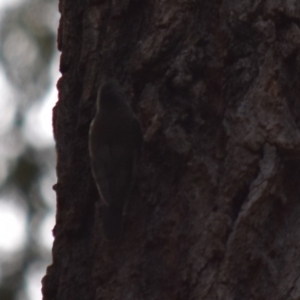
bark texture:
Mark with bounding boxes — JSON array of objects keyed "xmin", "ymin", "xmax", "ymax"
[{"xmin": 43, "ymin": 0, "xmax": 300, "ymax": 299}]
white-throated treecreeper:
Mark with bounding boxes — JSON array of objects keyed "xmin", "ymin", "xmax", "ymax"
[{"xmin": 89, "ymin": 81, "xmax": 143, "ymax": 239}]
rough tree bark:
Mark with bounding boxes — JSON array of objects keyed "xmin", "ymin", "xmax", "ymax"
[{"xmin": 42, "ymin": 1, "xmax": 300, "ymax": 299}]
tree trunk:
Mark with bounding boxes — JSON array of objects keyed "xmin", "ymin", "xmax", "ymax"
[{"xmin": 42, "ymin": 1, "xmax": 300, "ymax": 299}]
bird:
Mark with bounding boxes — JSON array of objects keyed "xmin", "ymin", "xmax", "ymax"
[{"xmin": 89, "ymin": 80, "xmax": 143, "ymax": 239}]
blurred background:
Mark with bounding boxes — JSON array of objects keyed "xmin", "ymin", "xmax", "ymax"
[{"xmin": 0, "ymin": 0, "xmax": 59, "ymax": 299}]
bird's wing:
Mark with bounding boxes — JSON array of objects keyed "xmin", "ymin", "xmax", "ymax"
[{"xmin": 91, "ymin": 143, "xmax": 113, "ymax": 205}]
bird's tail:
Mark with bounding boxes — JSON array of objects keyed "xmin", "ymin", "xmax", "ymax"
[{"xmin": 102, "ymin": 205, "xmax": 123, "ymax": 240}]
